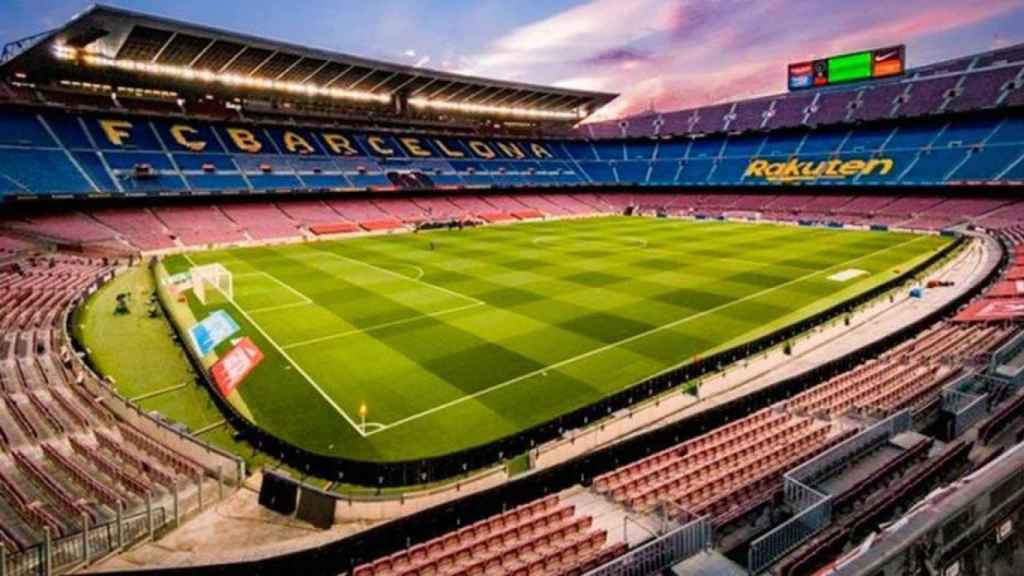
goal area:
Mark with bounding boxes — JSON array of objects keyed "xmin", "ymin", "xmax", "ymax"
[{"xmin": 191, "ymin": 264, "xmax": 233, "ymax": 304}]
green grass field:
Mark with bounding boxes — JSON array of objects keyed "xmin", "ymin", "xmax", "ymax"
[{"xmin": 162, "ymin": 216, "xmax": 950, "ymax": 463}]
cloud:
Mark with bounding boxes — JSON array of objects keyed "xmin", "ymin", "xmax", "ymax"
[
  {"xmin": 580, "ymin": 47, "xmax": 653, "ymax": 67},
  {"xmin": 457, "ymin": 0, "xmax": 679, "ymax": 79}
]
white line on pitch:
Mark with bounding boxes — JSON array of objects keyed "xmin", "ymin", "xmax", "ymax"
[
  {"xmin": 182, "ymin": 254, "xmax": 368, "ymax": 437},
  {"xmin": 311, "ymin": 249, "xmax": 485, "ymax": 306},
  {"xmin": 249, "ymin": 301, "xmax": 314, "ymax": 314},
  {"xmin": 281, "ymin": 302, "xmax": 486, "ymax": 350},
  {"xmin": 253, "ymin": 271, "xmax": 313, "ymax": 304},
  {"xmin": 365, "ymin": 234, "xmax": 931, "ymax": 436}
]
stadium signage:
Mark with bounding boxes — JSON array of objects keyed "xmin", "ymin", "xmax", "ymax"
[
  {"xmin": 788, "ymin": 45, "xmax": 905, "ymax": 91},
  {"xmin": 95, "ymin": 119, "xmax": 555, "ymax": 160},
  {"xmin": 211, "ymin": 338, "xmax": 265, "ymax": 397},
  {"xmin": 189, "ymin": 310, "xmax": 241, "ymax": 356},
  {"xmin": 744, "ymin": 157, "xmax": 894, "ymax": 183}
]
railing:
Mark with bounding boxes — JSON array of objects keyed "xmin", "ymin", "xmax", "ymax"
[
  {"xmin": 583, "ymin": 515, "xmax": 711, "ymax": 576},
  {"xmin": 748, "ymin": 494, "xmax": 832, "ymax": 575},
  {"xmin": 991, "ymin": 330, "xmax": 1024, "ymax": 367},
  {"xmin": 941, "ymin": 375, "xmax": 990, "ymax": 439},
  {"xmin": 748, "ymin": 411, "xmax": 913, "ymax": 575},
  {"xmin": 788, "ymin": 411, "xmax": 913, "ymax": 487},
  {"xmin": 2, "ymin": 505, "xmax": 170, "ymax": 576},
  {"xmin": 0, "ymin": 30, "xmax": 54, "ymax": 67}
]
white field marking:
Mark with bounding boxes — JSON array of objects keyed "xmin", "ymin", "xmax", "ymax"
[
  {"xmin": 365, "ymin": 234, "xmax": 932, "ymax": 436},
  {"xmin": 234, "ymin": 271, "xmax": 314, "ymax": 313},
  {"xmin": 307, "ymin": 250, "xmax": 485, "ymax": 306},
  {"xmin": 182, "ymin": 254, "xmax": 368, "ymax": 437},
  {"xmin": 253, "ymin": 271, "xmax": 314, "ymax": 304},
  {"xmin": 282, "ymin": 302, "xmax": 486, "ymax": 350},
  {"xmin": 249, "ymin": 301, "xmax": 314, "ymax": 314},
  {"xmin": 828, "ymin": 269, "xmax": 868, "ymax": 282},
  {"xmin": 531, "ymin": 235, "xmax": 649, "ymax": 250}
]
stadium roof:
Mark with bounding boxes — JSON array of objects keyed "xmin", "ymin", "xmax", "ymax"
[{"xmin": 0, "ymin": 4, "xmax": 618, "ymax": 119}]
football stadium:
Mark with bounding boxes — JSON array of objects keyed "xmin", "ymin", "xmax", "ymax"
[{"xmin": 1, "ymin": 3, "xmax": 1024, "ymax": 575}]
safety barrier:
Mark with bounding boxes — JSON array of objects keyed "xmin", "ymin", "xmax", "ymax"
[
  {"xmin": 2, "ymin": 505, "xmax": 169, "ymax": 576},
  {"xmin": 583, "ymin": 515, "xmax": 711, "ymax": 576},
  {"xmin": 748, "ymin": 411, "xmax": 912, "ymax": 574}
]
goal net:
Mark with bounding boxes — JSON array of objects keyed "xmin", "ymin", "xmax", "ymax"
[{"xmin": 191, "ymin": 264, "xmax": 233, "ymax": 305}]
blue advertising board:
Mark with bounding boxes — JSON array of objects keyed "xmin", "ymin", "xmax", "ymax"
[{"xmin": 189, "ymin": 310, "xmax": 240, "ymax": 356}]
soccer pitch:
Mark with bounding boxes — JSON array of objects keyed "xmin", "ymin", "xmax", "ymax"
[{"xmin": 163, "ymin": 216, "xmax": 951, "ymax": 463}]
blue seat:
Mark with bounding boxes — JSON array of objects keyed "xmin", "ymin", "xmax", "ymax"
[
  {"xmin": 577, "ymin": 162, "xmax": 615, "ymax": 184},
  {"xmin": 655, "ymin": 140, "xmax": 688, "ymax": 160},
  {"xmin": 562, "ymin": 141, "xmax": 598, "ymax": 161},
  {"xmin": 0, "ymin": 149, "xmax": 92, "ymax": 194},
  {"xmin": 186, "ymin": 174, "xmax": 249, "ymax": 191},
  {"xmin": 615, "ymin": 161, "xmax": 649, "ymax": 184},
  {"xmin": 247, "ymin": 174, "xmax": 302, "ymax": 190},
  {"xmin": 624, "ymin": 141, "xmax": 656, "ymax": 160},
  {"xmin": 679, "ymin": 159, "xmax": 715, "ymax": 184},
  {"xmin": 592, "ymin": 141, "xmax": 624, "ymax": 160},
  {"xmin": 73, "ymin": 152, "xmax": 116, "ymax": 191},
  {"xmin": 900, "ymin": 149, "xmax": 970, "ymax": 185},
  {"xmin": 950, "ymin": 146, "xmax": 1024, "ymax": 181},
  {"xmin": 649, "ymin": 161, "xmax": 680, "ymax": 185},
  {"xmin": 0, "ymin": 109, "xmax": 56, "ymax": 147},
  {"xmin": 710, "ymin": 158, "xmax": 751, "ymax": 184}
]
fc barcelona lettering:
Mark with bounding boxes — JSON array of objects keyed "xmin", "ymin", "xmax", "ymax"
[{"xmin": 90, "ymin": 118, "xmax": 560, "ymax": 161}]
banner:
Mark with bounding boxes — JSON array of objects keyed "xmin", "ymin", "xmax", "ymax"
[
  {"xmin": 164, "ymin": 271, "xmax": 193, "ymax": 296},
  {"xmin": 189, "ymin": 310, "xmax": 240, "ymax": 356},
  {"xmin": 955, "ymin": 298, "xmax": 1024, "ymax": 322},
  {"xmin": 1006, "ymin": 267, "xmax": 1024, "ymax": 281},
  {"xmin": 211, "ymin": 338, "xmax": 264, "ymax": 396}
]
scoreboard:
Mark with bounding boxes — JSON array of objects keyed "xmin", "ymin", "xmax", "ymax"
[{"xmin": 789, "ymin": 46, "xmax": 905, "ymax": 91}]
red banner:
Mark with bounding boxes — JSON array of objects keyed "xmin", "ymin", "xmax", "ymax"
[
  {"xmin": 211, "ymin": 338, "xmax": 264, "ymax": 397},
  {"xmin": 955, "ymin": 298, "xmax": 1024, "ymax": 322},
  {"xmin": 1007, "ymin": 267, "xmax": 1024, "ymax": 281}
]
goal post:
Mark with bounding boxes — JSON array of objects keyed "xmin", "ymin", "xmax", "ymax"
[{"xmin": 191, "ymin": 264, "xmax": 234, "ymax": 305}]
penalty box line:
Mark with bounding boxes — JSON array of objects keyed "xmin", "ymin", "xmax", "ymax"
[
  {"xmin": 281, "ymin": 302, "xmax": 486, "ymax": 350},
  {"xmin": 364, "ymin": 234, "xmax": 931, "ymax": 437},
  {"xmin": 308, "ymin": 250, "xmax": 486, "ymax": 307},
  {"xmin": 184, "ymin": 255, "xmax": 369, "ymax": 437}
]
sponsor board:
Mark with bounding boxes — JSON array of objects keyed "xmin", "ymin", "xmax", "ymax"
[
  {"xmin": 828, "ymin": 269, "xmax": 868, "ymax": 282},
  {"xmin": 189, "ymin": 310, "xmax": 241, "ymax": 356},
  {"xmin": 744, "ymin": 157, "xmax": 895, "ymax": 183},
  {"xmin": 211, "ymin": 337, "xmax": 264, "ymax": 397},
  {"xmin": 164, "ymin": 271, "xmax": 193, "ymax": 296}
]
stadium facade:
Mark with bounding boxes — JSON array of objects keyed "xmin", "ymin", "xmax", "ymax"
[{"xmin": 0, "ymin": 5, "xmax": 1023, "ymax": 576}]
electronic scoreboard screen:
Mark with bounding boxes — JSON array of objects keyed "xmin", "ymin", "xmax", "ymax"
[{"xmin": 789, "ymin": 46, "xmax": 905, "ymax": 91}]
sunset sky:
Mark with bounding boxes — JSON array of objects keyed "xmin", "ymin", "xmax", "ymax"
[{"xmin": 6, "ymin": 0, "xmax": 1024, "ymax": 119}]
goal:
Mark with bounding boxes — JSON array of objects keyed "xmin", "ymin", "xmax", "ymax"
[{"xmin": 191, "ymin": 264, "xmax": 233, "ymax": 304}]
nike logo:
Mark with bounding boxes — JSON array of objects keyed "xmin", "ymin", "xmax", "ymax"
[{"xmin": 875, "ymin": 50, "xmax": 899, "ymax": 62}]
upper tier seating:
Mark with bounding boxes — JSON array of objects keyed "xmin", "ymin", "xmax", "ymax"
[{"xmin": 0, "ymin": 102, "xmax": 1023, "ymax": 195}]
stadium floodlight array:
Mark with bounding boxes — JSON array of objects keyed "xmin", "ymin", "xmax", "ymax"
[
  {"xmin": 53, "ymin": 45, "xmax": 391, "ymax": 104},
  {"xmin": 191, "ymin": 263, "xmax": 234, "ymax": 305},
  {"xmin": 407, "ymin": 96, "xmax": 583, "ymax": 120}
]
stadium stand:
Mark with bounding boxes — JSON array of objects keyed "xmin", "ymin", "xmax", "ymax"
[
  {"xmin": 0, "ymin": 253, "xmax": 229, "ymax": 553},
  {"xmin": 2, "ymin": 6, "xmax": 1024, "ymax": 575},
  {"xmin": 351, "ymin": 496, "xmax": 626, "ymax": 576}
]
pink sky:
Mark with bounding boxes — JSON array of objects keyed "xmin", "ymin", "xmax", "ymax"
[{"xmin": 455, "ymin": 0, "xmax": 1024, "ymax": 121}]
